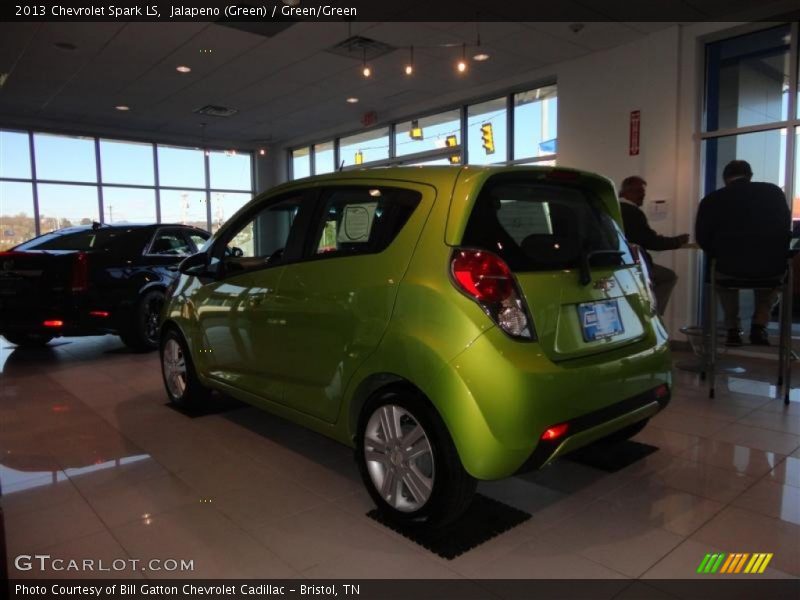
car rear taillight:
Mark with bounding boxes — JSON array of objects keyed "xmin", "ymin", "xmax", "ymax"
[
  {"xmin": 450, "ymin": 248, "xmax": 535, "ymax": 340},
  {"xmin": 545, "ymin": 169, "xmax": 580, "ymax": 182},
  {"xmin": 71, "ymin": 252, "xmax": 89, "ymax": 292},
  {"xmin": 541, "ymin": 423, "xmax": 569, "ymax": 441},
  {"xmin": 43, "ymin": 320, "xmax": 64, "ymax": 328}
]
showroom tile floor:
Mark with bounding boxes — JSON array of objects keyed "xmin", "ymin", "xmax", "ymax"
[{"xmin": 1, "ymin": 336, "xmax": 799, "ymax": 581}]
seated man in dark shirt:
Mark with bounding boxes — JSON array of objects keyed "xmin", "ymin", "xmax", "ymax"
[
  {"xmin": 695, "ymin": 160, "xmax": 791, "ymax": 346},
  {"xmin": 619, "ymin": 176, "xmax": 689, "ymax": 315}
]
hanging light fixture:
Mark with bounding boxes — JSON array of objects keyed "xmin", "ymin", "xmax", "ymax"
[
  {"xmin": 362, "ymin": 48, "xmax": 371, "ymax": 78},
  {"xmin": 404, "ymin": 46, "xmax": 414, "ymax": 76},
  {"xmin": 473, "ymin": 22, "xmax": 490, "ymax": 61},
  {"xmin": 457, "ymin": 43, "xmax": 467, "ymax": 73},
  {"xmin": 409, "ymin": 119, "xmax": 423, "ymax": 140}
]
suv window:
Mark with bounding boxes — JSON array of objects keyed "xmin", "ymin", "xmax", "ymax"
[
  {"xmin": 18, "ymin": 227, "xmax": 135, "ymax": 251},
  {"xmin": 462, "ymin": 178, "xmax": 633, "ymax": 272},
  {"xmin": 187, "ymin": 232, "xmax": 209, "ymax": 252},
  {"xmin": 310, "ymin": 187, "xmax": 420, "ymax": 258},
  {"xmin": 148, "ymin": 229, "xmax": 194, "ymax": 256}
]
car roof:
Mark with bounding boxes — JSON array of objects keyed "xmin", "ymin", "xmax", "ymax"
[{"xmin": 271, "ymin": 164, "xmax": 604, "ymax": 195}]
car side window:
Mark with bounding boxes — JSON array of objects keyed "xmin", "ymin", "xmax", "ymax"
[
  {"xmin": 310, "ymin": 187, "xmax": 421, "ymax": 258},
  {"xmin": 147, "ymin": 229, "xmax": 194, "ymax": 256},
  {"xmin": 219, "ymin": 194, "xmax": 305, "ymax": 273}
]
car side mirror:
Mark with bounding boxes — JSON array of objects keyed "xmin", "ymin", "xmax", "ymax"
[{"xmin": 179, "ymin": 252, "xmax": 210, "ymax": 276}]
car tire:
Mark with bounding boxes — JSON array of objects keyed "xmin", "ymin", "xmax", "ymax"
[
  {"xmin": 160, "ymin": 328, "xmax": 210, "ymax": 408},
  {"xmin": 356, "ymin": 387, "xmax": 476, "ymax": 528},
  {"xmin": 120, "ymin": 289, "xmax": 165, "ymax": 351},
  {"xmin": 596, "ymin": 418, "xmax": 650, "ymax": 444},
  {"xmin": 3, "ymin": 333, "xmax": 54, "ymax": 347}
]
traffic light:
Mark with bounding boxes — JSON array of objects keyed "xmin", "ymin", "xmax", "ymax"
[
  {"xmin": 445, "ymin": 135, "xmax": 460, "ymax": 164},
  {"xmin": 480, "ymin": 123, "xmax": 495, "ymax": 155},
  {"xmin": 355, "ymin": 151, "xmax": 364, "ymax": 165}
]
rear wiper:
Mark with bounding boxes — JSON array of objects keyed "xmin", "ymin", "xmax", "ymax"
[{"xmin": 579, "ymin": 249, "xmax": 624, "ymax": 286}]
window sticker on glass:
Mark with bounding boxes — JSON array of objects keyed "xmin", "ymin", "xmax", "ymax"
[
  {"xmin": 497, "ymin": 200, "xmax": 553, "ymax": 244},
  {"xmin": 338, "ymin": 203, "xmax": 377, "ymax": 243}
]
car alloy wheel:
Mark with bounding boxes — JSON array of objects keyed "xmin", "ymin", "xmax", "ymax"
[
  {"xmin": 162, "ymin": 337, "xmax": 187, "ymax": 399},
  {"xmin": 363, "ymin": 404, "xmax": 435, "ymax": 512},
  {"xmin": 144, "ymin": 294, "xmax": 164, "ymax": 345}
]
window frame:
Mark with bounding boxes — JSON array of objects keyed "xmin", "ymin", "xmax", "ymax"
[
  {"xmin": 286, "ymin": 80, "xmax": 558, "ymax": 177},
  {"xmin": 0, "ymin": 128, "xmax": 255, "ymax": 246}
]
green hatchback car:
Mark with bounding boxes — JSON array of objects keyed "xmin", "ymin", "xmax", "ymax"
[{"xmin": 160, "ymin": 166, "xmax": 672, "ymax": 525}]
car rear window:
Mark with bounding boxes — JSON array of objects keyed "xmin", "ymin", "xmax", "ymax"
[
  {"xmin": 461, "ymin": 178, "xmax": 633, "ymax": 272},
  {"xmin": 16, "ymin": 228, "xmax": 141, "ymax": 251}
]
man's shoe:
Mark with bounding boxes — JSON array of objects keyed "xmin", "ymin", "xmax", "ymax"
[
  {"xmin": 750, "ymin": 325, "xmax": 770, "ymax": 346},
  {"xmin": 725, "ymin": 328, "xmax": 743, "ymax": 346}
]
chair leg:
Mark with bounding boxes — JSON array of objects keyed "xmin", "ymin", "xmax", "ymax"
[
  {"xmin": 784, "ymin": 265, "xmax": 794, "ymax": 405},
  {"xmin": 778, "ymin": 284, "xmax": 786, "ymax": 388},
  {"xmin": 708, "ymin": 276, "xmax": 717, "ymax": 399}
]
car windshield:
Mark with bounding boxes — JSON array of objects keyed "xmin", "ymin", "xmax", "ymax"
[
  {"xmin": 15, "ymin": 228, "xmax": 133, "ymax": 251},
  {"xmin": 462, "ymin": 178, "xmax": 633, "ymax": 272}
]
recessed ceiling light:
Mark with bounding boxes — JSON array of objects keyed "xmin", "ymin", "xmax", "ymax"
[
  {"xmin": 114, "ymin": 105, "xmax": 130, "ymax": 111},
  {"xmin": 346, "ymin": 97, "xmax": 359, "ymax": 104},
  {"xmin": 176, "ymin": 65, "xmax": 192, "ymax": 73},
  {"xmin": 473, "ymin": 53, "xmax": 490, "ymax": 62}
]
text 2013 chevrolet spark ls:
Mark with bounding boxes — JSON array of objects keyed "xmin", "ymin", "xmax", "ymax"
[{"xmin": 160, "ymin": 166, "xmax": 672, "ymax": 526}]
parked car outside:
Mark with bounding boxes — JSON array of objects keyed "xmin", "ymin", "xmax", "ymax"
[
  {"xmin": 0, "ymin": 223, "xmax": 209, "ymax": 350},
  {"xmin": 160, "ymin": 166, "xmax": 672, "ymax": 526}
]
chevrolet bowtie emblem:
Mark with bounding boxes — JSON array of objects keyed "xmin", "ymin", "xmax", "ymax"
[{"xmin": 593, "ymin": 278, "xmax": 615, "ymax": 291}]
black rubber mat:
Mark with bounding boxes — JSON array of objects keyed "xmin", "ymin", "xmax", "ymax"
[
  {"xmin": 566, "ymin": 440, "xmax": 658, "ymax": 472},
  {"xmin": 367, "ymin": 493, "xmax": 530, "ymax": 560},
  {"xmin": 166, "ymin": 395, "xmax": 245, "ymax": 418}
]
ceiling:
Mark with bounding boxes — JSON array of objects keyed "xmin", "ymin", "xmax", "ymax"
[{"xmin": 0, "ymin": 1, "xmax": 794, "ymax": 149}]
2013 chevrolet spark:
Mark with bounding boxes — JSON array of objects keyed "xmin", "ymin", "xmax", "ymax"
[{"xmin": 160, "ymin": 166, "xmax": 672, "ymax": 526}]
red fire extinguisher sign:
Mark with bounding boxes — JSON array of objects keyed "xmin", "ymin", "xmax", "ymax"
[{"xmin": 629, "ymin": 110, "xmax": 641, "ymax": 156}]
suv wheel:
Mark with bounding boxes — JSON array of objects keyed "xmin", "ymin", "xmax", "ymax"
[
  {"xmin": 120, "ymin": 290, "xmax": 165, "ymax": 351},
  {"xmin": 356, "ymin": 388, "xmax": 476, "ymax": 527},
  {"xmin": 160, "ymin": 328, "xmax": 210, "ymax": 407},
  {"xmin": 3, "ymin": 333, "xmax": 54, "ymax": 347}
]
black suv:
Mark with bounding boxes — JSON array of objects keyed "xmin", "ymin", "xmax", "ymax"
[{"xmin": 0, "ymin": 223, "xmax": 209, "ymax": 350}]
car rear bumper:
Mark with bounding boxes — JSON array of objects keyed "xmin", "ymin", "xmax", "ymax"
[
  {"xmin": 515, "ymin": 385, "xmax": 670, "ymax": 472},
  {"xmin": 0, "ymin": 305, "xmax": 118, "ymax": 338},
  {"xmin": 431, "ymin": 325, "xmax": 672, "ymax": 479}
]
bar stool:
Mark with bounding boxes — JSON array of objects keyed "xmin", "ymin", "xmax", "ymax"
[{"xmin": 705, "ymin": 233, "xmax": 793, "ymax": 403}]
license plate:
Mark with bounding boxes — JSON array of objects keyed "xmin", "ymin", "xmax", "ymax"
[{"xmin": 578, "ymin": 300, "xmax": 624, "ymax": 342}]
